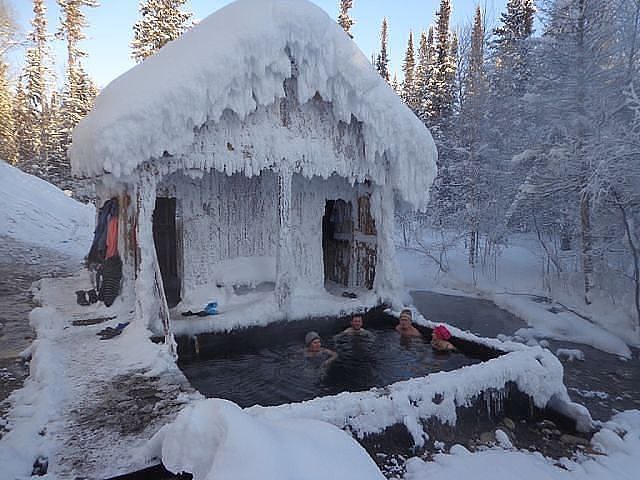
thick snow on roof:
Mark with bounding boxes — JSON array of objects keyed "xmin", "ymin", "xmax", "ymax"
[{"xmin": 70, "ymin": 0, "xmax": 437, "ymax": 209}]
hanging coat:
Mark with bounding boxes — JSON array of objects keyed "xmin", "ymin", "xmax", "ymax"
[{"xmin": 105, "ymin": 216, "xmax": 119, "ymax": 259}]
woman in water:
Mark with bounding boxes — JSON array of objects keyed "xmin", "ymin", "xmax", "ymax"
[
  {"xmin": 304, "ymin": 331, "xmax": 338, "ymax": 368},
  {"xmin": 431, "ymin": 325, "xmax": 456, "ymax": 352}
]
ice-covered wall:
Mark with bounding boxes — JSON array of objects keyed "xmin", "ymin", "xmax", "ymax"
[
  {"xmin": 157, "ymin": 170, "xmax": 380, "ymax": 297},
  {"xmin": 70, "ymin": 0, "xmax": 437, "ymax": 210},
  {"xmin": 162, "ymin": 171, "xmax": 279, "ymax": 292}
]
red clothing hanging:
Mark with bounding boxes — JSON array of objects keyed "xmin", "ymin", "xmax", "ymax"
[{"xmin": 106, "ymin": 216, "xmax": 119, "ymax": 259}]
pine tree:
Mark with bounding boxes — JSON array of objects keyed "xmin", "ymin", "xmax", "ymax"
[
  {"xmin": 391, "ymin": 73, "xmax": 400, "ymax": 95},
  {"xmin": 461, "ymin": 6, "xmax": 488, "ymax": 265},
  {"xmin": 56, "ymin": 0, "xmax": 99, "ymax": 187},
  {"xmin": 22, "ymin": 0, "xmax": 51, "ymax": 169},
  {"xmin": 375, "ymin": 17, "xmax": 390, "ymax": 83},
  {"xmin": 493, "ymin": 0, "xmax": 536, "ymax": 92},
  {"xmin": 449, "ymin": 32, "xmax": 459, "ymax": 110},
  {"xmin": 401, "ymin": 31, "xmax": 417, "ymax": 110},
  {"xmin": 486, "ymin": 0, "xmax": 538, "ymax": 244},
  {"xmin": 131, "ymin": 0, "xmax": 192, "ymax": 63},
  {"xmin": 466, "ymin": 7, "xmax": 485, "ymax": 101},
  {"xmin": 425, "ymin": 0, "xmax": 456, "ymax": 122},
  {"xmin": 0, "ymin": 59, "xmax": 17, "ymax": 163},
  {"xmin": 13, "ymin": 78, "xmax": 38, "ymax": 172},
  {"xmin": 521, "ymin": 0, "xmax": 621, "ymax": 304},
  {"xmin": 1, "ymin": 0, "xmax": 18, "ymax": 56},
  {"xmin": 44, "ymin": 90, "xmax": 67, "ymax": 169},
  {"xmin": 337, "ymin": 0, "xmax": 354, "ymax": 38},
  {"xmin": 415, "ymin": 28, "xmax": 434, "ymax": 122}
]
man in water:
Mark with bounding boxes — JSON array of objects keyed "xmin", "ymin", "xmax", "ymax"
[
  {"xmin": 333, "ymin": 314, "xmax": 376, "ymax": 388},
  {"xmin": 304, "ymin": 331, "xmax": 337, "ymax": 368},
  {"xmin": 339, "ymin": 314, "xmax": 373, "ymax": 336},
  {"xmin": 395, "ymin": 309, "xmax": 421, "ymax": 338}
]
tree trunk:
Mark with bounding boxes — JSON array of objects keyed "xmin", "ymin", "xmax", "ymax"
[
  {"xmin": 615, "ymin": 192, "xmax": 640, "ymax": 332},
  {"xmin": 580, "ymin": 190, "xmax": 594, "ymax": 305},
  {"xmin": 576, "ymin": 0, "xmax": 594, "ymax": 306},
  {"xmin": 469, "ymin": 230, "xmax": 477, "ymax": 266}
]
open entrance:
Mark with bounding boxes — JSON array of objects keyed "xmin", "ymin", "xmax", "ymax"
[
  {"xmin": 322, "ymin": 199, "xmax": 352, "ymax": 287},
  {"xmin": 153, "ymin": 197, "xmax": 181, "ymax": 307},
  {"xmin": 322, "ymin": 195, "xmax": 377, "ymax": 291}
]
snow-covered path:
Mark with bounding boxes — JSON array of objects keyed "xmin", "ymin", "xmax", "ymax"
[{"xmin": 0, "ymin": 271, "xmax": 199, "ymax": 479}]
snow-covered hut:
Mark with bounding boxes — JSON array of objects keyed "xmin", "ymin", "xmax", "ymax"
[{"xmin": 70, "ymin": 0, "xmax": 437, "ymax": 339}]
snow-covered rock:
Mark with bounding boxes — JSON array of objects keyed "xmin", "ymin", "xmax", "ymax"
[{"xmin": 148, "ymin": 398, "xmax": 386, "ymax": 480}]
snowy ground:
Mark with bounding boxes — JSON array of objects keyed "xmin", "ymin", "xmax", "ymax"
[
  {"xmin": 0, "ymin": 271, "xmax": 199, "ymax": 479},
  {"xmin": 1, "ymin": 163, "xmax": 639, "ymax": 479}
]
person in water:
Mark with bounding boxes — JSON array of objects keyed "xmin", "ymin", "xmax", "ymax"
[
  {"xmin": 339, "ymin": 314, "xmax": 373, "ymax": 336},
  {"xmin": 431, "ymin": 325, "xmax": 456, "ymax": 352},
  {"xmin": 395, "ymin": 309, "xmax": 421, "ymax": 338},
  {"xmin": 304, "ymin": 331, "xmax": 337, "ymax": 367}
]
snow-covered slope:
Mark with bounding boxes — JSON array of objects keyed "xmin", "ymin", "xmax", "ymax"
[
  {"xmin": 69, "ymin": 0, "xmax": 436, "ymax": 210},
  {"xmin": 0, "ymin": 160, "xmax": 94, "ymax": 257}
]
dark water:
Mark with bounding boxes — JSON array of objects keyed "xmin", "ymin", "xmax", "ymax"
[
  {"xmin": 411, "ymin": 290, "xmax": 640, "ymax": 421},
  {"xmin": 180, "ymin": 325, "xmax": 478, "ymax": 408}
]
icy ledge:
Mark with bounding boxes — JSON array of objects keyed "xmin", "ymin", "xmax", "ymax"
[{"xmin": 247, "ymin": 347, "xmax": 579, "ymax": 445}]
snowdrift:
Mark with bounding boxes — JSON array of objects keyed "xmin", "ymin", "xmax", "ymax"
[{"xmin": 0, "ymin": 160, "xmax": 94, "ymax": 256}]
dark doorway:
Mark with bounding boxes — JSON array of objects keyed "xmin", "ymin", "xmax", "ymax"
[
  {"xmin": 322, "ymin": 199, "xmax": 352, "ymax": 287},
  {"xmin": 153, "ymin": 197, "xmax": 180, "ymax": 307}
]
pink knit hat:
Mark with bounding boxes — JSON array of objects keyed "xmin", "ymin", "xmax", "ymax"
[{"xmin": 433, "ymin": 325, "xmax": 452, "ymax": 341}]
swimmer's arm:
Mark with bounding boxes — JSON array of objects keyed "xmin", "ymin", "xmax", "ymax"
[{"xmin": 322, "ymin": 348, "xmax": 338, "ymax": 366}]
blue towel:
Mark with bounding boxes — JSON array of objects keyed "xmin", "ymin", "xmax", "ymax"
[{"xmin": 204, "ymin": 302, "xmax": 217, "ymax": 315}]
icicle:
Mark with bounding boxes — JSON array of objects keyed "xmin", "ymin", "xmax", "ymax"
[{"xmin": 276, "ymin": 165, "xmax": 294, "ymax": 311}]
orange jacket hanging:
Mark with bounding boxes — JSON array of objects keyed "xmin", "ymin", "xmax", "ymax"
[{"xmin": 106, "ymin": 216, "xmax": 119, "ymax": 259}]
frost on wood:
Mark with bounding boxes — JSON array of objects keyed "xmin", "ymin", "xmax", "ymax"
[{"xmin": 69, "ymin": 0, "xmax": 437, "ymax": 211}]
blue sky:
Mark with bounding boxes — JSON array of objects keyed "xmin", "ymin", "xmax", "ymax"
[{"xmin": 10, "ymin": 0, "xmax": 507, "ymax": 88}]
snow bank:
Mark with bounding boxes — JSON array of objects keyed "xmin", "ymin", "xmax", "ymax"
[
  {"xmin": 0, "ymin": 160, "xmax": 94, "ymax": 256},
  {"xmin": 148, "ymin": 398, "xmax": 385, "ymax": 480},
  {"xmin": 69, "ymin": 0, "xmax": 436, "ymax": 210},
  {"xmin": 403, "ymin": 410, "xmax": 640, "ymax": 480},
  {"xmin": 0, "ymin": 307, "xmax": 70, "ymax": 479},
  {"xmin": 506, "ymin": 297, "xmax": 631, "ymax": 359}
]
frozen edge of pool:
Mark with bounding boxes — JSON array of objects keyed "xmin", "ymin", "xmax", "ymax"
[{"xmin": 246, "ymin": 347, "xmax": 583, "ymax": 447}]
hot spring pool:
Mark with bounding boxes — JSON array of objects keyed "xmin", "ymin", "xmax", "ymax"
[{"xmin": 177, "ymin": 312, "xmax": 482, "ymax": 407}]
